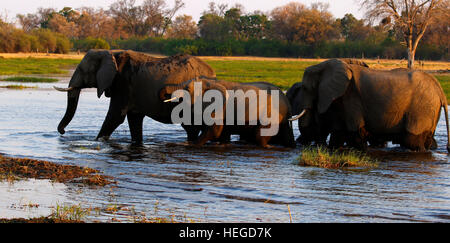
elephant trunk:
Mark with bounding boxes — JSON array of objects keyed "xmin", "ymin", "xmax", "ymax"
[
  {"xmin": 159, "ymin": 77, "xmax": 199, "ymax": 102},
  {"xmin": 58, "ymin": 89, "xmax": 81, "ymax": 134},
  {"xmin": 159, "ymin": 85, "xmax": 185, "ymax": 101}
]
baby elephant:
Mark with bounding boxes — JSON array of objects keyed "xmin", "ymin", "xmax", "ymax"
[{"xmin": 160, "ymin": 78, "xmax": 296, "ymax": 148}]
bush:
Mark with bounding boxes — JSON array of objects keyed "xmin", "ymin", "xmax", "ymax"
[
  {"xmin": 80, "ymin": 36, "xmax": 448, "ymax": 60},
  {"xmin": 32, "ymin": 29, "xmax": 57, "ymax": 53},
  {"xmin": 72, "ymin": 37, "xmax": 110, "ymax": 52},
  {"xmin": 55, "ymin": 35, "xmax": 72, "ymax": 54}
]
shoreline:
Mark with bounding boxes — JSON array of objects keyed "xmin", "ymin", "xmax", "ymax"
[{"xmin": 1, "ymin": 52, "xmax": 448, "ymax": 71}]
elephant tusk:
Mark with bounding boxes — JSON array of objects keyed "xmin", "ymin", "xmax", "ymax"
[
  {"xmin": 53, "ymin": 86, "xmax": 74, "ymax": 92},
  {"xmin": 164, "ymin": 96, "xmax": 179, "ymax": 103},
  {"xmin": 289, "ymin": 109, "xmax": 308, "ymax": 121}
]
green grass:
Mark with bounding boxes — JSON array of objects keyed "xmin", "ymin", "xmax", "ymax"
[
  {"xmin": 50, "ymin": 203, "xmax": 90, "ymax": 222},
  {"xmin": 1, "ymin": 76, "xmax": 59, "ymax": 83},
  {"xmin": 204, "ymin": 60, "xmax": 320, "ymax": 90},
  {"xmin": 0, "ymin": 58, "xmax": 79, "ymax": 75},
  {"xmin": 1, "ymin": 57, "xmax": 448, "ymax": 100},
  {"xmin": 435, "ymin": 75, "xmax": 450, "ymax": 103},
  {"xmin": 298, "ymin": 146, "xmax": 379, "ymax": 169}
]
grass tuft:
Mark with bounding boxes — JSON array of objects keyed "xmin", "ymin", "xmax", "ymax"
[
  {"xmin": 298, "ymin": 146, "xmax": 378, "ymax": 169},
  {"xmin": 50, "ymin": 203, "xmax": 90, "ymax": 222}
]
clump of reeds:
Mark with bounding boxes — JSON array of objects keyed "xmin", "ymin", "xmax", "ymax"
[{"xmin": 298, "ymin": 146, "xmax": 378, "ymax": 169}]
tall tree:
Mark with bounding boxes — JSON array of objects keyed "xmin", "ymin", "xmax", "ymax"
[
  {"xmin": 109, "ymin": 0, "xmax": 184, "ymax": 37},
  {"xmin": 360, "ymin": 0, "xmax": 448, "ymax": 68},
  {"xmin": 337, "ymin": 14, "xmax": 372, "ymax": 41},
  {"xmin": 166, "ymin": 14, "xmax": 198, "ymax": 39},
  {"xmin": 271, "ymin": 2, "xmax": 337, "ymax": 44},
  {"xmin": 109, "ymin": 0, "xmax": 145, "ymax": 36}
]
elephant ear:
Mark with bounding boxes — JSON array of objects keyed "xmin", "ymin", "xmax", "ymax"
[
  {"xmin": 286, "ymin": 82, "xmax": 303, "ymax": 114},
  {"xmin": 96, "ymin": 50, "xmax": 118, "ymax": 98},
  {"xmin": 316, "ymin": 59, "xmax": 353, "ymax": 114},
  {"xmin": 201, "ymin": 80, "xmax": 228, "ymax": 130}
]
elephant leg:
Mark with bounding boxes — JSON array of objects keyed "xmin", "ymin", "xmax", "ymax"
[
  {"xmin": 403, "ymin": 132, "xmax": 429, "ymax": 152},
  {"xmin": 329, "ymin": 131, "xmax": 346, "ymax": 149},
  {"xmin": 218, "ymin": 129, "xmax": 231, "ymax": 144},
  {"xmin": 127, "ymin": 112, "xmax": 145, "ymax": 144},
  {"xmin": 368, "ymin": 136, "xmax": 388, "ymax": 148},
  {"xmin": 182, "ymin": 125, "xmax": 201, "ymax": 142},
  {"xmin": 97, "ymin": 99, "xmax": 127, "ymax": 141},
  {"xmin": 428, "ymin": 137, "xmax": 438, "ymax": 150},
  {"xmin": 278, "ymin": 122, "xmax": 296, "ymax": 148},
  {"xmin": 348, "ymin": 126, "xmax": 369, "ymax": 150},
  {"xmin": 298, "ymin": 127, "xmax": 315, "ymax": 146},
  {"xmin": 255, "ymin": 127, "xmax": 272, "ymax": 148},
  {"xmin": 194, "ymin": 125, "xmax": 224, "ymax": 146}
]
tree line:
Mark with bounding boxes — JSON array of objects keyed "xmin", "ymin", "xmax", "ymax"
[{"xmin": 0, "ymin": 0, "xmax": 448, "ymax": 64}]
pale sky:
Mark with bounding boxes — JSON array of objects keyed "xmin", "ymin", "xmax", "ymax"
[{"xmin": 1, "ymin": 0, "xmax": 364, "ymax": 23}]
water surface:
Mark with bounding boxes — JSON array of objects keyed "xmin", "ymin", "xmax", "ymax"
[{"xmin": 0, "ymin": 82, "xmax": 449, "ymax": 222}]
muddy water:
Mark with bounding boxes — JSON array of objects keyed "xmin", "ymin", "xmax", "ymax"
[{"xmin": 0, "ymin": 79, "xmax": 449, "ymax": 222}]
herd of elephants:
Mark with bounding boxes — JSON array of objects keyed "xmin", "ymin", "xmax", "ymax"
[{"xmin": 54, "ymin": 49, "xmax": 450, "ymax": 153}]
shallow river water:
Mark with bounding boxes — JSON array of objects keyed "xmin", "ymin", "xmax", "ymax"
[{"xmin": 0, "ymin": 78, "xmax": 449, "ymax": 222}]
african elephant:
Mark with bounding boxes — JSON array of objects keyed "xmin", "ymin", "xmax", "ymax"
[
  {"xmin": 286, "ymin": 82, "xmax": 329, "ymax": 146},
  {"xmin": 289, "ymin": 58, "xmax": 450, "ymax": 152},
  {"xmin": 159, "ymin": 78, "xmax": 296, "ymax": 148},
  {"xmin": 55, "ymin": 49, "xmax": 216, "ymax": 144}
]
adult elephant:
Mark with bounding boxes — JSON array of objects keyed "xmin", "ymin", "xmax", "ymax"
[
  {"xmin": 287, "ymin": 82, "xmax": 329, "ymax": 146},
  {"xmin": 286, "ymin": 59, "xmax": 368, "ymax": 146},
  {"xmin": 289, "ymin": 59, "xmax": 450, "ymax": 152},
  {"xmin": 54, "ymin": 49, "xmax": 216, "ymax": 143},
  {"xmin": 159, "ymin": 78, "xmax": 296, "ymax": 148}
]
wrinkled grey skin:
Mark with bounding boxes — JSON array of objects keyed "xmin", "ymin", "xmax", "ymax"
[
  {"xmin": 160, "ymin": 79, "xmax": 296, "ymax": 148},
  {"xmin": 286, "ymin": 82, "xmax": 329, "ymax": 146},
  {"xmin": 57, "ymin": 49, "xmax": 216, "ymax": 144},
  {"xmin": 289, "ymin": 58, "xmax": 450, "ymax": 152}
]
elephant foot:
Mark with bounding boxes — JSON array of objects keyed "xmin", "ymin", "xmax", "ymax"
[
  {"xmin": 131, "ymin": 140, "xmax": 144, "ymax": 146},
  {"xmin": 402, "ymin": 132, "xmax": 432, "ymax": 152},
  {"xmin": 96, "ymin": 136, "xmax": 110, "ymax": 142}
]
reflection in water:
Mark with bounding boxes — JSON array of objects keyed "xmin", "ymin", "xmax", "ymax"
[
  {"xmin": 0, "ymin": 89, "xmax": 449, "ymax": 222},
  {"xmin": 0, "ymin": 179, "xmax": 70, "ymax": 219}
]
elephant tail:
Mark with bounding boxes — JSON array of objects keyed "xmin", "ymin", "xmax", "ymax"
[{"xmin": 444, "ymin": 102, "xmax": 450, "ymax": 152}]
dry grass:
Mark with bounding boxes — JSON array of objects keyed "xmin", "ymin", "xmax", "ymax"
[
  {"xmin": 0, "ymin": 52, "xmax": 84, "ymax": 60},
  {"xmin": 1, "ymin": 52, "xmax": 447, "ymax": 71},
  {"xmin": 0, "ymin": 155, "xmax": 115, "ymax": 186},
  {"xmin": 200, "ymin": 56, "xmax": 449, "ymax": 71}
]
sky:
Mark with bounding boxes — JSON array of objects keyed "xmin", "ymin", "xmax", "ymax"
[{"xmin": 1, "ymin": 0, "xmax": 364, "ymax": 22}]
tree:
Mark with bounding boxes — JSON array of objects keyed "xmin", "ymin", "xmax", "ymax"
[
  {"xmin": 237, "ymin": 12, "xmax": 271, "ymax": 40},
  {"xmin": 109, "ymin": 0, "xmax": 184, "ymax": 37},
  {"xmin": 142, "ymin": 0, "xmax": 185, "ymax": 37},
  {"xmin": 198, "ymin": 13, "xmax": 228, "ymax": 40},
  {"xmin": 48, "ymin": 13, "xmax": 79, "ymax": 39},
  {"xmin": 166, "ymin": 14, "xmax": 198, "ymax": 39},
  {"xmin": 337, "ymin": 14, "xmax": 372, "ymax": 41},
  {"xmin": 109, "ymin": 0, "xmax": 145, "ymax": 36},
  {"xmin": 76, "ymin": 7, "xmax": 124, "ymax": 39},
  {"xmin": 17, "ymin": 13, "xmax": 41, "ymax": 32},
  {"xmin": 270, "ymin": 2, "xmax": 337, "ymax": 44},
  {"xmin": 360, "ymin": 0, "xmax": 448, "ymax": 68}
]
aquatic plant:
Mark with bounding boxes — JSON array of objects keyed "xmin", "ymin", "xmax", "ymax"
[
  {"xmin": 51, "ymin": 203, "xmax": 90, "ymax": 222},
  {"xmin": 298, "ymin": 146, "xmax": 378, "ymax": 169}
]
